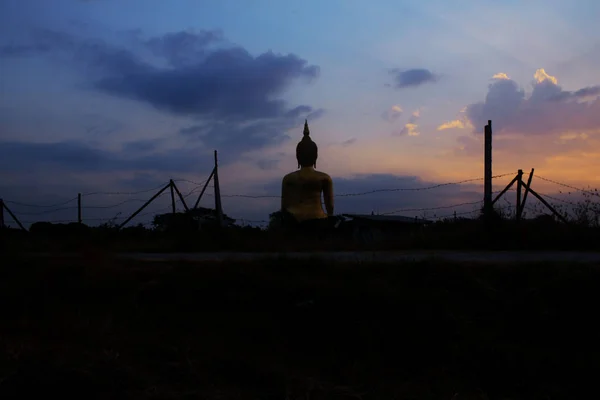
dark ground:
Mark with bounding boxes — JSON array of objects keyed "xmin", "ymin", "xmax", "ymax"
[{"xmin": 1, "ymin": 254, "xmax": 599, "ymax": 399}]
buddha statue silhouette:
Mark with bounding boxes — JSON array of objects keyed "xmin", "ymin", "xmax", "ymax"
[{"xmin": 280, "ymin": 120, "xmax": 336, "ymax": 230}]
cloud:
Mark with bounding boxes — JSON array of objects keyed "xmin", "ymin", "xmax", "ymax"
[
  {"xmin": 388, "ymin": 68, "xmax": 439, "ymax": 89},
  {"xmin": 341, "ymin": 138, "xmax": 357, "ymax": 147},
  {"xmin": 121, "ymin": 138, "xmax": 165, "ymax": 154},
  {"xmin": 453, "ymin": 135, "xmax": 482, "ymax": 157},
  {"xmin": 178, "ymin": 108, "xmax": 325, "ymax": 160},
  {"xmin": 463, "ymin": 68, "xmax": 600, "ymax": 135},
  {"xmin": 256, "ymin": 159, "xmax": 280, "ymax": 171},
  {"xmin": 1, "ymin": 28, "xmax": 321, "ymax": 155},
  {"xmin": 0, "ymin": 140, "xmax": 212, "ymax": 174},
  {"xmin": 437, "ymin": 107, "xmax": 472, "ymax": 131},
  {"xmin": 437, "ymin": 119, "xmax": 466, "ymax": 131},
  {"xmin": 381, "ymin": 105, "xmax": 403, "ymax": 122},
  {"xmin": 492, "ymin": 72, "xmax": 511, "ymax": 80},
  {"xmin": 144, "ymin": 30, "xmax": 224, "ymax": 68},
  {"xmin": 394, "ymin": 109, "xmax": 421, "ymax": 137},
  {"xmin": 92, "ymin": 42, "xmax": 319, "ymax": 121}
]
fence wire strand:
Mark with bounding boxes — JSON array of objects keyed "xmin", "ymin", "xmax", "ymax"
[{"xmin": 3, "ymin": 172, "xmax": 596, "ymax": 228}]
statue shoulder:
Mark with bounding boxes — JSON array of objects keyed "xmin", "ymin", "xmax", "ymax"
[
  {"xmin": 316, "ymin": 170, "xmax": 332, "ymax": 181},
  {"xmin": 282, "ymin": 171, "xmax": 299, "ymax": 183}
]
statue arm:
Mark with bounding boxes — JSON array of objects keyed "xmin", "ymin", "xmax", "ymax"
[{"xmin": 323, "ymin": 175, "xmax": 334, "ymax": 216}]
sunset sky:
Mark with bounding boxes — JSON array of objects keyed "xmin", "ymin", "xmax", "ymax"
[{"xmin": 1, "ymin": 0, "xmax": 599, "ymax": 227}]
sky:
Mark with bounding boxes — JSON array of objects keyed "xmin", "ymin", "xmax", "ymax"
[{"xmin": 1, "ymin": 0, "xmax": 599, "ymax": 227}]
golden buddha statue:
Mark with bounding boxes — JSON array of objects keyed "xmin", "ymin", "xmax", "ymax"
[{"xmin": 281, "ymin": 120, "xmax": 334, "ymax": 223}]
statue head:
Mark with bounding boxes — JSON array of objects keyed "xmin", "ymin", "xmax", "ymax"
[{"xmin": 296, "ymin": 120, "xmax": 318, "ymax": 168}]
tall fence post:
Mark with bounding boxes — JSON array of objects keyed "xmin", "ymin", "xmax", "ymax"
[
  {"xmin": 518, "ymin": 168, "xmax": 535, "ymax": 219},
  {"xmin": 77, "ymin": 193, "xmax": 82, "ymax": 224},
  {"xmin": 516, "ymin": 170, "xmax": 523, "ymax": 220},
  {"xmin": 0, "ymin": 199, "xmax": 4, "ymax": 229},
  {"xmin": 483, "ymin": 120, "xmax": 493, "ymax": 218},
  {"xmin": 213, "ymin": 150, "xmax": 224, "ymax": 227}
]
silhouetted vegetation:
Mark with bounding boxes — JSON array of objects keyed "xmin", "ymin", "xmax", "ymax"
[
  {"xmin": 2, "ymin": 194, "xmax": 600, "ymax": 253},
  {"xmin": 0, "ymin": 254, "xmax": 599, "ymax": 398},
  {"xmin": 2, "ymin": 206, "xmax": 600, "ymax": 253}
]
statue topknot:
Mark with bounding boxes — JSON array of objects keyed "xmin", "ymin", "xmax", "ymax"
[{"xmin": 296, "ymin": 119, "xmax": 318, "ymax": 168}]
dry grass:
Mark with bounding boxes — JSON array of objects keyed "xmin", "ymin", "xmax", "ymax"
[{"xmin": 1, "ymin": 254, "xmax": 599, "ymax": 399}]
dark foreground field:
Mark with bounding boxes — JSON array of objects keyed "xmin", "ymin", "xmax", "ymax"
[{"xmin": 1, "ymin": 255, "xmax": 599, "ymax": 399}]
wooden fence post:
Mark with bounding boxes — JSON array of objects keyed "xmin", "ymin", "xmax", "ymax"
[
  {"xmin": 483, "ymin": 120, "xmax": 493, "ymax": 218},
  {"xmin": 213, "ymin": 150, "xmax": 224, "ymax": 227},
  {"xmin": 518, "ymin": 168, "xmax": 535, "ymax": 219},
  {"xmin": 516, "ymin": 170, "xmax": 523, "ymax": 220}
]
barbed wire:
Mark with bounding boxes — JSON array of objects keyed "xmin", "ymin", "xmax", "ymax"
[
  {"xmin": 83, "ymin": 194, "xmax": 170, "ymax": 209},
  {"xmin": 381, "ymin": 200, "xmax": 484, "ymax": 215},
  {"xmin": 2, "ymin": 172, "xmax": 517, "ymax": 208},
  {"xmin": 537, "ymin": 192, "xmax": 579, "ymax": 206},
  {"xmin": 81, "ymin": 182, "xmax": 169, "ymax": 197},
  {"xmin": 173, "ymin": 178, "xmax": 209, "ymax": 186},
  {"xmin": 203, "ymin": 172, "xmax": 519, "ymax": 199},
  {"xmin": 4, "ymin": 197, "xmax": 79, "ymax": 208},
  {"xmin": 11, "ymin": 206, "xmax": 79, "ymax": 216},
  {"xmin": 5, "ymin": 172, "xmax": 600, "ymax": 228},
  {"xmin": 536, "ymin": 175, "xmax": 600, "ymax": 196}
]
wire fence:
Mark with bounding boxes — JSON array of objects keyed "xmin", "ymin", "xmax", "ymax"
[{"xmin": 1, "ymin": 171, "xmax": 597, "ymax": 230}]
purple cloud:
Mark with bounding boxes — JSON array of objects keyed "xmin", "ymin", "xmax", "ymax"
[{"xmin": 389, "ymin": 68, "xmax": 439, "ymax": 89}]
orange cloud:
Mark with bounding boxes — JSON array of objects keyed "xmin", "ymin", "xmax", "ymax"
[
  {"xmin": 437, "ymin": 105, "xmax": 472, "ymax": 131},
  {"xmin": 437, "ymin": 119, "xmax": 466, "ymax": 131},
  {"xmin": 394, "ymin": 109, "xmax": 421, "ymax": 136},
  {"xmin": 381, "ymin": 104, "xmax": 403, "ymax": 122},
  {"xmin": 492, "ymin": 72, "xmax": 511, "ymax": 80},
  {"xmin": 533, "ymin": 68, "xmax": 558, "ymax": 85}
]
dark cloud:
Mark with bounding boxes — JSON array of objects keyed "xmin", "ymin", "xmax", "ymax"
[
  {"xmin": 549, "ymin": 85, "xmax": 600, "ymax": 102},
  {"xmin": 1, "ymin": 28, "xmax": 321, "ymax": 154},
  {"xmin": 64, "ymin": 30, "xmax": 321, "ymax": 121},
  {"xmin": 0, "ymin": 29, "xmax": 76, "ymax": 57},
  {"xmin": 256, "ymin": 159, "xmax": 280, "ymax": 171},
  {"xmin": 83, "ymin": 114, "xmax": 125, "ymax": 137},
  {"xmin": 464, "ymin": 70, "xmax": 600, "ymax": 135},
  {"xmin": 145, "ymin": 30, "xmax": 223, "ymax": 67},
  {"xmin": 389, "ymin": 68, "xmax": 439, "ymax": 89},
  {"xmin": 116, "ymin": 172, "xmax": 168, "ymax": 191},
  {"xmin": 179, "ymin": 107, "xmax": 325, "ymax": 162},
  {"xmin": 121, "ymin": 138, "xmax": 165, "ymax": 154},
  {"xmin": 0, "ymin": 140, "xmax": 212, "ymax": 174}
]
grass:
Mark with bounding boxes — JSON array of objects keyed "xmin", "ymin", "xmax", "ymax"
[{"xmin": 1, "ymin": 254, "xmax": 599, "ymax": 399}]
